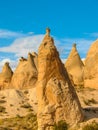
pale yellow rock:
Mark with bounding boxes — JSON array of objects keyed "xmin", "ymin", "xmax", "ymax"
[
  {"xmin": 37, "ymin": 28, "xmax": 84, "ymax": 130},
  {"xmin": 65, "ymin": 44, "xmax": 84, "ymax": 87},
  {"xmin": 0, "ymin": 62, "xmax": 13, "ymax": 89},
  {"xmin": 84, "ymin": 39, "xmax": 98, "ymax": 88},
  {"xmin": 11, "ymin": 52, "xmax": 37, "ymax": 89}
]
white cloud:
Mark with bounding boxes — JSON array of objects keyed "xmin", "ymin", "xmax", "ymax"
[
  {"xmin": 58, "ymin": 38, "xmax": 93, "ymax": 58},
  {"xmin": 0, "ymin": 29, "xmax": 96, "ymax": 72},
  {"xmin": 0, "ymin": 34, "xmax": 44, "ymax": 57},
  {"xmin": 0, "ymin": 31, "xmax": 95, "ymax": 72},
  {"xmin": 0, "ymin": 58, "xmax": 18, "ymax": 72},
  {"xmin": 0, "ymin": 29, "xmax": 26, "ymax": 38},
  {"xmin": 0, "ymin": 34, "xmax": 94, "ymax": 60}
]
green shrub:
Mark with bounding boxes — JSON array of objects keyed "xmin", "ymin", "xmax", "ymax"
[
  {"xmin": 83, "ymin": 121, "xmax": 98, "ymax": 130},
  {"xmin": 83, "ymin": 98, "xmax": 97, "ymax": 105},
  {"xmin": 89, "ymin": 98, "xmax": 97, "ymax": 104},
  {"xmin": 20, "ymin": 103, "xmax": 32, "ymax": 109},
  {"xmin": 0, "ymin": 113, "xmax": 38, "ymax": 130},
  {"xmin": 53, "ymin": 120, "xmax": 68, "ymax": 130}
]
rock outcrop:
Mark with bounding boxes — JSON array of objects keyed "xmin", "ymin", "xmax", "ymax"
[
  {"xmin": 0, "ymin": 62, "xmax": 13, "ymax": 89},
  {"xmin": 32, "ymin": 52, "xmax": 38, "ymax": 70},
  {"xmin": 65, "ymin": 44, "xmax": 84, "ymax": 87},
  {"xmin": 84, "ymin": 39, "xmax": 98, "ymax": 88},
  {"xmin": 37, "ymin": 28, "xmax": 84, "ymax": 130},
  {"xmin": 11, "ymin": 52, "xmax": 37, "ymax": 89}
]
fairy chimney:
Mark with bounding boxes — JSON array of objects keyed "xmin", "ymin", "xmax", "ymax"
[{"xmin": 37, "ymin": 28, "xmax": 84, "ymax": 130}]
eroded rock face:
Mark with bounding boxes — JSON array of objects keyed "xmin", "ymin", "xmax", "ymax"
[
  {"xmin": 0, "ymin": 62, "xmax": 13, "ymax": 89},
  {"xmin": 84, "ymin": 39, "xmax": 98, "ymax": 88},
  {"xmin": 32, "ymin": 52, "xmax": 38, "ymax": 70},
  {"xmin": 65, "ymin": 44, "xmax": 84, "ymax": 87},
  {"xmin": 37, "ymin": 29, "xmax": 84, "ymax": 130},
  {"xmin": 11, "ymin": 52, "xmax": 37, "ymax": 89}
]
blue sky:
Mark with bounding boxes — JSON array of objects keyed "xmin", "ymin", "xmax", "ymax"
[{"xmin": 0, "ymin": 0, "xmax": 98, "ymax": 70}]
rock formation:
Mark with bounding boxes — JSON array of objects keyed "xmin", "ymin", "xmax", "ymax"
[
  {"xmin": 32, "ymin": 52, "xmax": 38, "ymax": 70},
  {"xmin": 37, "ymin": 28, "xmax": 84, "ymax": 130},
  {"xmin": 65, "ymin": 44, "xmax": 84, "ymax": 87},
  {"xmin": 11, "ymin": 52, "xmax": 37, "ymax": 89},
  {"xmin": 84, "ymin": 39, "xmax": 98, "ymax": 88},
  {"xmin": 0, "ymin": 62, "xmax": 13, "ymax": 89}
]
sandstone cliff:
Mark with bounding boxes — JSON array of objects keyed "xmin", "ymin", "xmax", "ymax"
[
  {"xmin": 37, "ymin": 28, "xmax": 84, "ymax": 130},
  {"xmin": 0, "ymin": 62, "xmax": 13, "ymax": 89},
  {"xmin": 84, "ymin": 39, "xmax": 98, "ymax": 88},
  {"xmin": 10, "ymin": 52, "xmax": 37, "ymax": 89},
  {"xmin": 65, "ymin": 44, "xmax": 84, "ymax": 87}
]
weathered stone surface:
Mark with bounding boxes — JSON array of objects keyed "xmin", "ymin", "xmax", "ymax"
[
  {"xmin": 32, "ymin": 52, "xmax": 38, "ymax": 70},
  {"xmin": 84, "ymin": 39, "xmax": 98, "ymax": 88},
  {"xmin": 0, "ymin": 62, "xmax": 13, "ymax": 89},
  {"xmin": 37, "ymin": 29, "xmax": 84, "ymax": 130},
  {"xmin": 11, "ymin": 52, "xmax": 37, "ymax": 89},
  {"xmin": 65, "ymin": 44, "xmax": 84, "ymax": 87}
]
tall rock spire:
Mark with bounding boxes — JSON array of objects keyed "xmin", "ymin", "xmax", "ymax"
[
  {"xmin": 11, "ymin": 52, "xmax": 37, "ymax": 89},
  {"xmin": 46, "ymin": 27, "xmax": 50, "ymax": 36},
  {"xmin": 84, "ymin": 39, "xmax": 98, "ymax": 88},
  {"xmin": 37, "ymin": 28, "xmax": 84, "ymax": 130},
  {"xmin": 0, "ymin": 62, "xmax": 13, "ymax": 89},
  {"xmin": 65, "ymin": 43, "xmax": 84, "ymax": 87}
]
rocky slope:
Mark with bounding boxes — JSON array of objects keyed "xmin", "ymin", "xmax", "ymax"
[{"xmin": 0, "ymin": 87, "xmax": 97, "ymax": 130}]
